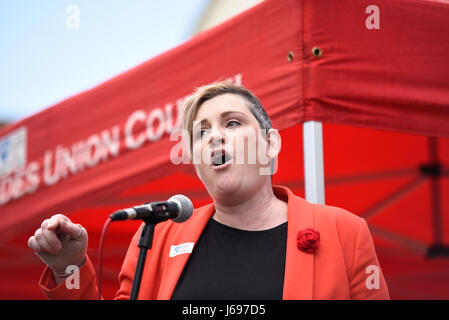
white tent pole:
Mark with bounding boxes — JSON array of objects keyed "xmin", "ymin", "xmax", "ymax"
[{"xmin": 303, "ymin": 121, "xmax": 325, "ymax": 204}]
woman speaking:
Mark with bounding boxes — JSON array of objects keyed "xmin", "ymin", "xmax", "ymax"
[{"xmin": 28, "ymin": 81, "xmax": 390, "ymax": 299}]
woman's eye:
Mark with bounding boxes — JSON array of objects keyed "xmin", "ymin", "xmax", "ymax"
[
  {"xmin": 226, "ymin": 120, "xmax": 240, "ymax": 128},
  {"xmin": 200, "ymin": 128, "xmax": 210, "ymax": 138}
]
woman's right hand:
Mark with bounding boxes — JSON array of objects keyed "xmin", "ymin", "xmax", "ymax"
[{"xmin": 28, "ymin": 214, "xmax": 88, "ymax": 275}]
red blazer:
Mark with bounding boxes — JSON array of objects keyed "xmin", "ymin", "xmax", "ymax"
[{"xmin": 39, "ymin": 185, "xmax": 390, "ymax": 299}]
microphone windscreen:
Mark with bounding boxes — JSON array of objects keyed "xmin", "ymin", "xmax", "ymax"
[
  {"xmin": 109, "ymin": 210, "xmax": 129, "ymax": 221},
  {"xmin": 169, "ymin": 194, "xmax": 194, "ymax": 223}
]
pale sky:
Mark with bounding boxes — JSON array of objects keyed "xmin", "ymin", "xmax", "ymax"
[{"xmin": 0, "ymin": 0, "xmax": 209, "ymax": 122}]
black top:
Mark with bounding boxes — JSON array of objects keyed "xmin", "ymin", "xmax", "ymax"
[{"xmin": 171, "ymin": 218, "xmax": 288, "ymax": 300}]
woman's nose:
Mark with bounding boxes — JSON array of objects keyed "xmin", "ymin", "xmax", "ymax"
[{"xmin": 208, "ymin": 127, "xmax": 225, "ymax": 147}]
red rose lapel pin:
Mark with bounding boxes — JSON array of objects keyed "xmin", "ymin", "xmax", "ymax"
[{"xmin": 297, "ymin": 228, "xmax": 320, "ymax": 254}]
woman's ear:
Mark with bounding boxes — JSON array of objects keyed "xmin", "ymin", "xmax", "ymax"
[{"xmin": 266, "ymin": 128, "xmax": 282, "ymax": 160}]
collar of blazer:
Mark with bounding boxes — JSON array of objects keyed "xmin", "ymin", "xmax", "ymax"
[{"xmin": 155, "ymin": 185, "xmax": 315, "ymax": 300}]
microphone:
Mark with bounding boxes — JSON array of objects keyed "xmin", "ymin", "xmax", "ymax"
[{"xmin": 109, "ymin": 194, "xmax": 193, "ymax": 223}]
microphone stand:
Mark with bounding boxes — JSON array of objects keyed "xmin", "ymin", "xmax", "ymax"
[
  {"xmin": 130, "ymin": 219, "xmax": 155, "ymax": 300},
  {"xmin": 129, "ymin": 204, "xmax": 169, "ymax": 300}
]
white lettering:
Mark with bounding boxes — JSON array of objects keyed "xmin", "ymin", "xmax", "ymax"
[
  {"xmin": 0, "ymin": 176, "xmax": 12, "ymax": 205},
  {"xmin": 101, "ymin": 126, "xmax": 120, "ymax": 158},
  {"xmin": 183, "ymin": 304, "xmax": 216, "ymax": 317},
  {"xmin": 43, "ymin": 149, "xmax": 59, "ymax": 186},
  {"xmin": 125, "ymin": 110, "xmax": 146, "ymax": 150},
  {"xmin": 164, "ymin": 103, "xmax": 177, "ymax": 134},
  {"xmin": 146, "ymin": 108, "xmax": 165, "ymax": 142},
  {"xmin": 0, "ymin": 161, "xmax": 41, "ymax": 205},
  {"xmin": 43, "ymin": 126, "xmax": 121, "ymax": 186},
  {"xmin": 365, "ymin": 5, "xmax": 380, "ymax": 30},
  {"xmin": 84, "ymin": 134, "xmax": 102, "ymax": 168}
]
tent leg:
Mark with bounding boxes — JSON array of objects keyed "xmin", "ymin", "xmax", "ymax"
[
  {"xmin": 303, "ymin": 121, "xmax": 325, "ymax": 204},
  {"xmin": 428, "ymin": 137, "xmax": 443, "ymax": 244},
  {"xmin": 425, "ymin": 137, "xmax": 449, "ymax": 258}
]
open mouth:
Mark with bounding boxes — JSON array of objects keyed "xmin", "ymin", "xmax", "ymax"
[{"xmin": 210, "ymin": 150, "xmax": 232, "ymax": 167}]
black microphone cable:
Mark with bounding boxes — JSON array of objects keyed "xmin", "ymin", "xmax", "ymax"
[{"xmin": 97, "ymin": 217, "xmax": 112, "ymax": 300}]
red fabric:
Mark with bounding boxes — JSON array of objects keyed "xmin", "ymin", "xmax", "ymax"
[
  {"xmin": 304, "ymin": 0, "xmax": 449, "ymax": 138},
  {"xmin": 0, "ymin": 0, "xmax": 448, "ymax": 299},
  {"xmin": 38, "ymin": 186, "xmax": 390, "ymax": 300}
]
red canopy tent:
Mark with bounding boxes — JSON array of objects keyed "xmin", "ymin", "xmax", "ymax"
[{"xmin": 0, "ymin": 0, "xmax": 448, "ymax": 299}]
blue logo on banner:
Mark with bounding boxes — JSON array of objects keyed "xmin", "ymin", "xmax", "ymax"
[{"xmin": 0, "ymin": 139, "xmax": 9, "ymax": 162}]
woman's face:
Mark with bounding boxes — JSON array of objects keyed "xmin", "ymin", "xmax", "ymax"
[{"xmin": 192, "ymin": 93, "xmax": 272, "ymax": 202}]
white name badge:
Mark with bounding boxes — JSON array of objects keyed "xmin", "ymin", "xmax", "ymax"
[{"xmin": 169, "ymin": 242, "xmax": 195, "ymax": 257}]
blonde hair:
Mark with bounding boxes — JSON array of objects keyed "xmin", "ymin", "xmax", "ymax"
[{"xmin": 180, "ymin": 81, "xmax": 272, "ymax": 151}]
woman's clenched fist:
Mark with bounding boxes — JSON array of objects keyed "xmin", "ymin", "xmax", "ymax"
[{"xmin": 28, "ymin": 214, "xmax": 88, "ymax": 275}]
